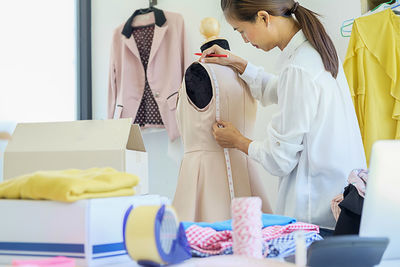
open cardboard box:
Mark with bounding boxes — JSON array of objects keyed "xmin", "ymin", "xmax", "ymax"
[{"xmin": 3, "ymin": 118, "xmax": 148, "ymax": 194}]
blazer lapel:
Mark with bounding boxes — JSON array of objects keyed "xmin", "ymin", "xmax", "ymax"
[
  {"xmin": 123, "ymin": 35, "xmax": 140, "ymax": 60},
  {"xmin": 149, "ymin": 24, "xmax": 168, "ymax": 65}
]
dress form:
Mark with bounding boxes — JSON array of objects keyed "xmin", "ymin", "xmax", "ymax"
[
  {"xmin": 172, "ymin": 18, "xmax": 273, "ymax": 222},
  {"xmin": 186, "ymin": 18, "xmax": 230, "ymax": 109}
]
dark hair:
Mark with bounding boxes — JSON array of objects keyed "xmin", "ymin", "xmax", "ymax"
[{"xmin": 221, "ymin": 0, "xmax": 339, "ymax": 78}]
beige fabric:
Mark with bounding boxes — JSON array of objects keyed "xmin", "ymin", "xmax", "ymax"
[
  {"xmin": 173, "ymin": 62, "xmax": 272, "ymax": 222},
  {"xmin": 331, "ymin": 193, "xmax": 344, "ymax": 222}
]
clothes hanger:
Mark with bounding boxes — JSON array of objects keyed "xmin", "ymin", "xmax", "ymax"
[
  {"xmin": 121, "ymin": 0, "xmax": 166, "ymax": 38},
  {"xmin": 391, "ymin": 0, "xmax": 400, "ymax": 12},
  {"xmin": 340, "ymin": 0, "xmax": 399, "ymax": 37},
  {"xmin": 370, "ymin": 0, "xmax": 396, "ymax": 12},
  {"xmin": 136, "ymin": 0, "xmax": 158, "ymax": 15}
]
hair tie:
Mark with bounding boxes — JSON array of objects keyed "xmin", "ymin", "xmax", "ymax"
[{"xmin": 291, "ymin": 2, "xmax": 299, "ymax": 14}]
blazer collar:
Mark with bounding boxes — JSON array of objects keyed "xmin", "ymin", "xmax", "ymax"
[
  {"xmin": 122, "ymin": 19, "xmax": 169, "ymax": 66},
  {"xmin": 121, "ymin": 7, "xmax": 166, "ymax": 38}
]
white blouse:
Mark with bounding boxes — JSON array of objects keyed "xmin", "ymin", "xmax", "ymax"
[{"xmin": 240, "ymin": 30, "xmax": 366, "ymax": 229}]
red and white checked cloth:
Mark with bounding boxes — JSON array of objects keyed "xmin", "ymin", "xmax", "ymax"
[
  {"xmin": 185, "ymin": 226, "xmax": 232, "ymax": 255},
  {"xmin": 185, "ymin": 222, "xmax": 319, "ymax": 255},
  {"xmin": 262, "ymin": 222, "xmax": 319, "ymax": 241}
]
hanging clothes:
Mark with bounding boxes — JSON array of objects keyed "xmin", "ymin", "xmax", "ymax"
[
  {"xmin": 173, "ymin": 62, "xmax": 272, "ymax": 222},
  {"xmin": 108, "ymin": 8, "xmax": 190, "ymax": 141},
  {"xmin": 343, "ymin": 9, "xmax": 400, "ymax": 164}
]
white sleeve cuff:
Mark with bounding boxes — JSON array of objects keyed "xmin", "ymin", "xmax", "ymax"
[
  {"xmin": 239, "ymin": 62, "xmax": 260, "ymax": 84},
  {"xmin": 248, "ymin": 140, "xmax": 260, "ymax": 162}
]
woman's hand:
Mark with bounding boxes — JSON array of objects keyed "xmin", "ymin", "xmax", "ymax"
[
  {"xmin": 212, "ymin": 120, "xmax": 252, "ymax": 154},
  {"xmin": 198, "ymin": 44, "xmax": 248, "ymax": 75}
]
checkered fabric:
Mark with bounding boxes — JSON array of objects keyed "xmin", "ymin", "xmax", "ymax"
[
  {"xmin": 261, "ymin": 222, "xmax": 319, "ymax": 241},
  {"xmin": 265, "ymin": 231, "xmax": 323, "ymax": 258},
  {"xmin": 185, "ymin": 222, "xmax": 321, "ymax": 257}
]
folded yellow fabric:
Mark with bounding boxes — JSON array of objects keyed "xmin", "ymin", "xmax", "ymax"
[{"xmin": 0, "ymin": 168, "xmax": 139, "ymax": 202}]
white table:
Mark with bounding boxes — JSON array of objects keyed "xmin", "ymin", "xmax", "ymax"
[
  {"xmin": 105, "ymin": 258, "xmax": 400, "ymax": 267},
  {"xmin": 1, "ymin": 257, "xmax": 399, "ymax": 266},
  {"xmin": 377, "ymin": 260, "xmax": 400, "ymax": 267}
]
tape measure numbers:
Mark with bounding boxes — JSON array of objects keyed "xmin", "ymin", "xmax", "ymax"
[{"xmin": 209, "ymin": 65, "xmax": 235, "ymax": 201}]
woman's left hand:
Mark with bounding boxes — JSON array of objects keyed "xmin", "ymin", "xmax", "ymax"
[{"xmin": 212, "ymin": 121, "xmax": 252, "ymax": 154}]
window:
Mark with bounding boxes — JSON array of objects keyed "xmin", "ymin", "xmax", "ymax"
[{"xmin": 0, "ymin": 0, "xmax": 77, "ymax": 122}]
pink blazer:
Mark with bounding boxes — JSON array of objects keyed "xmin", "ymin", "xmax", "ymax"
[{"xmin": 108, "ymin": 10, "xmax": 189, "ymax": 141}]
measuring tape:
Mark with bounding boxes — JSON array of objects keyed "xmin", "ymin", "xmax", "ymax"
[
  {"xmin": 208, "ymin": 65, "xmax": 235, "ymax": 201},
  {"xmin": 123, "ymin": 205, "xmax": 191, "ymax": 266}
]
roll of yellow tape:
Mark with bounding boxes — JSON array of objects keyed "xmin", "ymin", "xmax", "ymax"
[{"xmin": 123, "ymin": 204, "xmax": 191, "ymax": 266}]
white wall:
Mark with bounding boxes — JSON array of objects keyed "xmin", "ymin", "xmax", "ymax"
[{"xmin": 91, "ymin": 0, "xmax": 361, "ymax": 207}]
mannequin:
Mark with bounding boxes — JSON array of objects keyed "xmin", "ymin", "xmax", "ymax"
[
  {"xmin": 186, "ymin": 17, "xmax": 231, "ymax": 109},
  {"xmin": 199, "ymin": 17, "xmax": 230, "ymax": 51},
  {"xmin": 173, "ymin": 18, "xmax": 272, "ymax": 222}
]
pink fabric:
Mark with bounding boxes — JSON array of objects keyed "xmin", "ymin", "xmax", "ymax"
[
  {"xmin": 232, "ymin": 197, "xmax": 262, "ymax": 258},
  {"xmin": 347, "ymin": 169, "xmax": 368, "ymax": 197},
  {"xmin": 12, "ymin": 256, "xmax": 75, "ymax": 267},
  {"xmin": 108, "ymin": 10, "xmax": 190, "ymax": 141},
  {"xmin": 185, "ymin": 222, "xmax": 319, "ymax": 255},
  {"xmin": 331, "ymin": 193, "xmax": 344, "ymax": 222}
]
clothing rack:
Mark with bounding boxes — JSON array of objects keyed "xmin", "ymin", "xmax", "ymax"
[{"xmin": 340, "ymin": 0, "xmax": 400, "ymax": 37}]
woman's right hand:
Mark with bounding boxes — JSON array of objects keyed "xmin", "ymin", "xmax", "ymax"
[{"xmin": 198, "ymin": 44, "xmax": 248, "ymax": 75}]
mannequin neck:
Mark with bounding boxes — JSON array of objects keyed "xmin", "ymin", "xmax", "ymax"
[{"xmin": 200, "ymin": 38, "xmax": 230, "ymax": 52}]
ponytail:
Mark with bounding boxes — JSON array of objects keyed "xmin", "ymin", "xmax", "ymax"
[
  {"xmin": 293, "ymin": 4, "xmax": 339, "ymax": 78},
  {"xmin": 221, "ymin": 0, "xmax": 339, "ymax": 78}
]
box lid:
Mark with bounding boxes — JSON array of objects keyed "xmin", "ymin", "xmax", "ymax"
[{"xmin": 5, "ymin": 119, "xmax": 146, "ymax": 152}]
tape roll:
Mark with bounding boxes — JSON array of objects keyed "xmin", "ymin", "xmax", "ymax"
[{"xmin": 123, "ymin": 205, "xmax": 191, "ymax": 266}]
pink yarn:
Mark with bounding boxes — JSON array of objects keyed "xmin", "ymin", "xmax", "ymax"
[{"xmin": 231, "ymin": 197, "xmax": 262, "ymax": 259}]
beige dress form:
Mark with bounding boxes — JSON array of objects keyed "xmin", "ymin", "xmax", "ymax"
[{"xmin": 173, "ymin": 62, "xmax": 272, "ymax": 222}]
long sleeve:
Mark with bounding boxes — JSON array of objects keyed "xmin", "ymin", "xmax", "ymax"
[
  {"xmin": 239, "ymin": 62, "xmax": 279, "ymax": 106},
  {"xmin": 248, "ymin": 65, "xmax": 320, "ymax": 177}
]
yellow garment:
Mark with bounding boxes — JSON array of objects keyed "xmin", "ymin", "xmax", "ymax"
[
  {"xmin": 344, "ymin": 9, "xmax": 400, "ymax": 165},
  {"xmin": 0, "ymin": 168, "xmax": 139, "ymax": 202}
]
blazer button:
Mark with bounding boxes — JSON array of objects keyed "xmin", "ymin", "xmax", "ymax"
[{"xmin": 154, "ymin": 92, "xmax": 160, "ymax": 98}]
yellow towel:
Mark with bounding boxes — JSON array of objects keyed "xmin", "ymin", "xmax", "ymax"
[{"xmin": 0, "ymin": 168, "xmax": 139, "ymax": 202}]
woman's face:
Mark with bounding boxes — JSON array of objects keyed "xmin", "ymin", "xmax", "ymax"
[{"xmin": 226, "ymin": 11, "xmax": 278, "ymax": 52}]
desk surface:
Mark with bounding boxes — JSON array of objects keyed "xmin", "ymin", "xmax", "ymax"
[
  {"xmin": 377, "ymin": 260, "xmax": 400, "ymax": 267},
  {"xmin": 1, "ymin": 256, "xmax": 398, "ymax": 266},
  {"xmin": 106, "ymin": 257, "xmax": 400, "ymax": 267}
]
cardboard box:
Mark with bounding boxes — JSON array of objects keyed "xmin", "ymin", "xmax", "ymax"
[
  {"xmin": 3, "ymin": 119, "xmax": 148, "ymax": 194},
  {"xmin": 0, "ymin": 195, "xmax": 169, "ymax": 266}
]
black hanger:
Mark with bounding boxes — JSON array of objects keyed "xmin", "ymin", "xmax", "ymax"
[
  {"xmin": 149, "ymin": 0, "xmax": 157, "ymax": 8},
  {"xmin": 121, "ymin": 0, "xmax": 166, "ymax": 38},
  {"xmin": 137, "ymin": 0, "xmax": 157, "ymax": 15},
  {"xmin": 394, "ymin": 10, "xmax": 400, "ymax": 15}
]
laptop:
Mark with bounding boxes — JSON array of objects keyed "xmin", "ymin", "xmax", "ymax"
[{"xmin": 359, "ymin": 140, "xmax": 400, "ymax": 261}]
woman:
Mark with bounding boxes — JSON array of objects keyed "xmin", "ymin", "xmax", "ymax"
[{"xmin": 200, "ymin": 0, "xmax": 366, "ymax": 236}]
